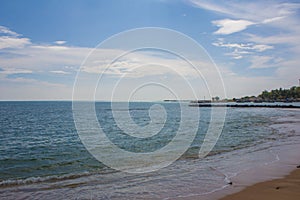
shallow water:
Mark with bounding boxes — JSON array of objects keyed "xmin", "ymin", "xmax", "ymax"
[{"xmin": 0, "ymin": 101, "xmax": 299, "ymax": 199}]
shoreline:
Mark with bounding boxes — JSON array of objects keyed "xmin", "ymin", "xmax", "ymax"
[
  {"xmin": 220, "ymin": 168, "xmax": 300, "ymax": 200},
  {"xmin": 177, "ymin": 111, "xmax": 300, "ymax": 200},
  {"xmin": 1, "ymin": 106, "xmax": 299, "ymax": 199},
  {"xmin": 177, "ymin": 142, "xmax": 300, "ymax": 200},
  {"xmin": 213, "ymin": 113, "xmax": 300, "ymax": 200}
]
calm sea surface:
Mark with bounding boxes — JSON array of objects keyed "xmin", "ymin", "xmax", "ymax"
[{"xmin": 0, "ymin": 101, "xmax": 299, "ymax": 199}]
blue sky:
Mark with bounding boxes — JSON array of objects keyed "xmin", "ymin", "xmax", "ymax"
[{"xmin": 0, "ymin": 0, "xmax": 299, "ymax": 100}]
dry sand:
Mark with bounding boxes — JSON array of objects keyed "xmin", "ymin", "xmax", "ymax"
[{"xmin": 220, "ymin": 168, "xmax": 300, "ymax": 200}]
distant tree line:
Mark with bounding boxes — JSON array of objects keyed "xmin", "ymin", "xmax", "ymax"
[
  {"xmin": 258, "ymin": 86, "xmax": 300, "ymax": 101},
  {"xmin": 233, "ymin": 86, "xmax": 300, "ymax": 102}
]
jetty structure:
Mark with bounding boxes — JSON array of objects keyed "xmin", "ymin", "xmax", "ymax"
[
  {"xmin": 188, "ymin": 103, "xmax": 300, "ymax": 108},
  {"xmin": 189, "ymin": 86, "xmax": 300, "ymax": 108}
]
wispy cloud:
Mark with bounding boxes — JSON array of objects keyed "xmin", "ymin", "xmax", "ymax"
[
  {"xmin": 50, "ymin": 70, "xmax": 70, "ymax": 75},
  {"xmin": 190, "ymin": 1, "xmax": 300, "ymax": 66},
  {"xmin": 213, "ymin": 39, "xmax": 273, "ymax": 59},
  {"xmin": 262, "ymin": 16, "xmax": 286, "ymax": 24},
  {"xmin": 188, "ymin": 0, "xmax": 300, "ymax": 39},
  {"xmin": 187, "ymin": 0, "xmax": 300, "ymax": 95},
  {"xmin": 0, "ymin": 68, "xmax": 32, "ymax": 75},
  {"xmin": 0, "ymin": 26, "xmax": 213, "ymax": 80},
  {"xmin": 3, "ymin": 76, "xmax": 65, "ymax": 87},
  {"xmin": 0, "ymin": 25, "xmax": 221, "ymax": 100},
  {"xmin": 225, "ymin": 49, "xmax": 252, "ymax": 60},
  {"xmin": 1, "ymin": 13, "xmax": 299, "ymax": 101},
  {"xmin": 188, "ymin": 0, "xmax": 300, "ymax": 23},
  {"xmin": 0, "ymin": 25, "xmax": 20, "ymax": 36},
  {"xmin": 213, "ymin": 40, "xmax": 273, "ymax": 52},
  {"xmin": 249, "ymin": 56, "xmax": 274, "ymax": 69},
  {"xmin": 212, "ymin": 19, "xmax": 255, "ymax": 35},
  {"xmin": 247, "ymin": 33, "xmax": 300, "ymax": 45}
]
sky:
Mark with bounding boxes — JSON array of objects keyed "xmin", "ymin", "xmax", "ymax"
[{"xmin": 0, "ymin": 0, "xmax": 299, "ymax": 101}]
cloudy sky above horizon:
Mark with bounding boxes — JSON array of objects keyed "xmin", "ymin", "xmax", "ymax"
[{"xmin": 0, "ymin": 0, "xmax": 299, "ymax": 100}]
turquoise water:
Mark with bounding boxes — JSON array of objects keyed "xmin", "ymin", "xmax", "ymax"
[{"xmin": 0, "ymin": 101, "xmax": 299, "ymax": 199}]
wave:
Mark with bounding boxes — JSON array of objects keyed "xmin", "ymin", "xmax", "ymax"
[{"xmin": 0, "ymin": 171, "xmax": 95, "ymax": 187}]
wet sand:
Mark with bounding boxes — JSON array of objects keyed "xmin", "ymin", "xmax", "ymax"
[{"xmin": 220, "ymin": 168, "xmax": 300, "ymax": 200}]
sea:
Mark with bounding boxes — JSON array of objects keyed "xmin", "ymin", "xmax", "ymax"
[{"xmin": 0, "ymin": 101, "xmax": 300, "ymax": 199}]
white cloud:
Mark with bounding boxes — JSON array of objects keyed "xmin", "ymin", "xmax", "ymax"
[
  {"xmin": 225, "ymin": 49, "xmax": 252, "ymax": 60},
  {"xmin": 188, "ymin": 0, "xmax": 300, "ymax": 24},
  {"xmin": 190, "ymin": 0, "xmax": 300, "ymax": 45},
  {"xmin": 32, "ymin": 45, "xmax": 69, "ymax": 50},
  {"xmin": 0, "ymin": 36, "xmax": 211, "ymax": 80},
  {"xmin": 0, "ymin": 26, "xmax": 30, "ymax": 49},
  {"xmin": 213, "ymin": 40, "xmax": 273, "ymax": 52},
  {"xmin": 190, "ymin": 0, "xmax": 300, "ymax": 86},
  {"xmin": 213, "ymin": 40, "xmax": 273, "ymax": 59},
  {"xmin": 54, "ymin": 40, "xmax": 67, "ymax": 45},
  {"xmin": 212, "ymin": 19, "xmax": 255, "ymax": 35},
  {"xmin": 0, "ymin": 23, "xmax": 299, "ymax": 100},
  {"xmin": 0, "ymin": 69, "xmax": 32, "ymax": 75},
  {"xmin": 0, "ymin": 26, "xmax": 223, "ymax": 101},
  {"xmin": 190, "ymin": 0, "xmax": 300, "ymax": 42},
  {"xmin": 50, "ymin": 70, "xmax": 70, "ymax": 74},
  {"xmin": 79, "ymin": 52, "xmax": 204, "ymax": 78},
  {"xmin": 0, "ymin": 36, "xmax": 31, "ymax": 49},
  {"xmin": 0, "ymin": 26, "xmax": 20, "ymax": 36}
]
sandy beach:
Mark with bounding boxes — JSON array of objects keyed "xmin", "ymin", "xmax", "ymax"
[{"xmin": 220, "ymin": 168, "xmax": 300, "ymax": 200}]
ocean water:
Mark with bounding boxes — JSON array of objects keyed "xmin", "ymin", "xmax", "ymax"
[{"xmin": 0, "ymin": 101, "xmax": 300, "ymax": 199}]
